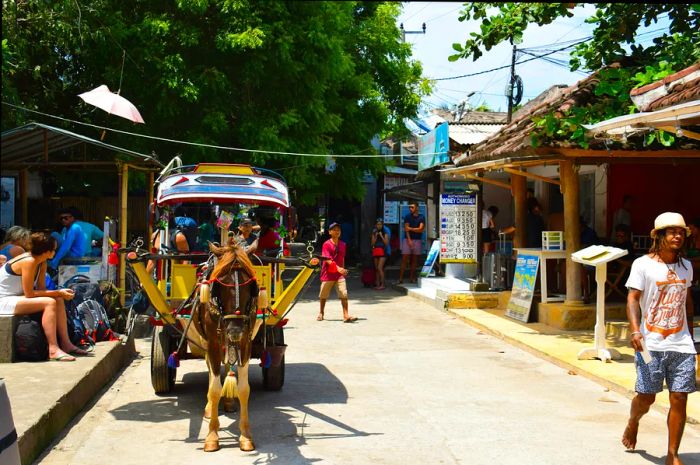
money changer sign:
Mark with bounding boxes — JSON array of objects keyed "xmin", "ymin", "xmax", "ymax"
[{"xmin": 439, "ymin": 193, "xmax": 477, "ymax": 263}]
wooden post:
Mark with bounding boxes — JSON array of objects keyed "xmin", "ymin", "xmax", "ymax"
[
  {"xmin": 147, "ymin": 171, "xmax": 154, "ymax": 243},
  {"xmin": 19, "ymin": 169, "xmax": 28, "ymax": 226},
  {"xmin": 560, "ymin": 160, "xmax": 582, "ymax": 303},
  {"xmin": 119, "ymin": 164, "xmax": 128, "ymax": 307},
  {"xmin": 511, "ymin": 173, "xmax": 527, "ymax": 248}
]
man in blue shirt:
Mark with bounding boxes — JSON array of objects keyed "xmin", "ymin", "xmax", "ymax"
[
  {"xmin": 49, "ymin": 208, "xmax": 88, "ymax": 269},
  {"xmin": 399, "ymin": 202, "xmax": 425, "ymax": 284},
  {"xmin": 71, "ymin": 207, "xmax": 105, "ymax": 257}
]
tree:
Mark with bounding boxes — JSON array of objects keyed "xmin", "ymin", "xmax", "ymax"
[
  {"xmin": 1, "ymin": 1, "xmax": 430, "ymax": 203},
  {"xmin": 449, "ymin": 3, "xmax": 700, "ymax": 148}
]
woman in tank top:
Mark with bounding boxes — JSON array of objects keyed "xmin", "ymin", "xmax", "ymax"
[{"xmin": 0, "ymin": 232, "xmax": 89, "ymax": 361}]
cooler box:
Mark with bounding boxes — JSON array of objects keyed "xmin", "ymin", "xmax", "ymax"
[
  {"xmin": 542, "ymin": 231, "xmax": 563, "ymax": 250},
  {"xmin": 58, "ymin": 262, "xmax": 101, "ymax": 286}
]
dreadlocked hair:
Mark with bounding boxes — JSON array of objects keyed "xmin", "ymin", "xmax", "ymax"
[{"xmin": 649, "ymin": 228, "xmax": 688, "ymax": 269}]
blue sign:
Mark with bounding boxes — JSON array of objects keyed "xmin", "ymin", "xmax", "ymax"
[
  {"xmin": 420, "ymin": 240, "xmax": 441, "ymax": 278},
  {"xmin": 506, "ymin": 253, "xmax": 540, "ymax": 322},
  {"xmin": 417, "ymin": 123, "xmax": 449, "ymax": 171}
]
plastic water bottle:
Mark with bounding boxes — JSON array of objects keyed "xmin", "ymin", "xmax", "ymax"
[{"xmin": 259, "ymin": 286, "xmax": 268, "ymax": 309}]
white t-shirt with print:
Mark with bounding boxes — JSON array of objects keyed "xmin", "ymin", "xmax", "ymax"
[{"xmin": 625, "ymin": 254, "xmax": 695, "ymax": 354}]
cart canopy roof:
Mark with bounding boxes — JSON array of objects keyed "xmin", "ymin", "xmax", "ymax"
[{"xmin": 156, "ymin": 163, "xmax": 289, "ymax": 209}]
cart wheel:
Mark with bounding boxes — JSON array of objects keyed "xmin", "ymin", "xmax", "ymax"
[
  {"xmin": 262, "ymin": 326, "xmax": 285, "ymax": 391},
  {"xmin": 151, "ymin": 325, "xmax": 176, "ymax": 393}
]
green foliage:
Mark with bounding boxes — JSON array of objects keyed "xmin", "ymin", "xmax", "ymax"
[
  {"xmin": 1, "ymin": 1, "xmax": 430, "ymax": 204},
  {"xmin": 451, "ymin": 3, "xmax": 699, "ymax": 149}
]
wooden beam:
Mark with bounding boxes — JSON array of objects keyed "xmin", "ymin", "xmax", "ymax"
[
  {"xmin": 463, "ymin": 173, "xmax": 511, "ymax": 190},
  {"xmin": 119, "ymin": 164, "xmax": 128, "ymax": 307},
  {"xmin": 654, "ymin": 126, "xmax": 700, "ymax": 142},
  {"xmin": 19, "ymin": 169, "xmax": 28, "ymax": 226},
  {"xmin": 541, "ymin": 147, "xmax": 700, "ymax": 158},
  {"xmin": 503, "ymin": 167, "xmax": 561, "ymax": 186},
  {"xmin": 560, "ymin": 160, "xmax": 582, "ymax": 304},
  {"xmin": 511, "ymin": 174, "xmax": 527, "ymax": 249}
]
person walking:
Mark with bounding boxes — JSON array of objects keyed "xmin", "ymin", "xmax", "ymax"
[
  {"xmin": 370, "ymin": 218, "xmax": 390, "ymax": 290},
  {"xmin": 317, "ymin": 222, "xmax": 356, "ymax": 323},
  {"xmin": 399, "ymin": 202, "xmax": 425, "ymax": 284},
  {"xmin": 622, "ymin": 212, "xmax": 696, "ymax": 464}
]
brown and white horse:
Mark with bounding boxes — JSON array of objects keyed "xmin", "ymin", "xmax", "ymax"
[{"xmin": 191, "ymin": 242, "xmax": 259, "ymax": 452}]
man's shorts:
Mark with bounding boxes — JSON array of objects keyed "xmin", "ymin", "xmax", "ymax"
[
  {"xmin": 401, "ymin": 238, "xmax": 422, "ymax": 255},
  {"xmin": 635, "ymin": 350, "xmax": 697, "ymax": 394},
  {"xmin": 319, "ymin": 279, "xmax": 348, "ymax": 300}
]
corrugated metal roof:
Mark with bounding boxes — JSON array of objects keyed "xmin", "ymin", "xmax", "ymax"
[
  {"xmin": 1, "ymin": 122, "xmax": 162, "ymax": 168},
  {"xmin": 449, "ymin": 124, "xmax": 504, "ymax": 146}
]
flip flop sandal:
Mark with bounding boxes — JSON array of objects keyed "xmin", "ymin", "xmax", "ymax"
[{"xmin": 50, "ymin": 354, "xmax": 76, "ymax": 362}]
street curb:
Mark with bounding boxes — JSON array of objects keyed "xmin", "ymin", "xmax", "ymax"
[
  {"xmin": 17, "ymin": 337, "xmax": 136, "ymax": 465},
  {"xmin": 441, "ymin": 306, "xmax": 700, "ymax": 426}
]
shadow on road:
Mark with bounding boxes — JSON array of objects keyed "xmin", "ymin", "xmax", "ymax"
[{"xmin": 109, "ymin": 362, "xmax": 379, "ymax": 463}]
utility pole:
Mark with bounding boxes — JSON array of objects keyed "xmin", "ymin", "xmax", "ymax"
[
  {"xmin": 506, "ymin": 44, "xmax": 517, "ymax": 124},
  {"xmin": 399, "ymin": 22, "xmax": 426, "ymax": 42}
]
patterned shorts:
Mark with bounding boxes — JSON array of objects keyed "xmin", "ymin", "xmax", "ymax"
[{"xmin": 635, "ymin": 351, "xmax": 697, "ymax": 394}]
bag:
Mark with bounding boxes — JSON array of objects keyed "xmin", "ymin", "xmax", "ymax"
[
  {"xmin": 130, "ymin": 288, "xmax": 151, "ymax": 314},
  {"xmin": 64, "ymin": 278, "xmax": 109, "ymax": 345},
  {"xmin": 14, "ymin": 314, "xmax": 48, "ymax": 361},
  {"xmin": 372, "ymin": 246, "xmax": 385, "ymax": 258},
  {"xmin": 361, "ymin": 267, "xmax": 376, "ymax": 287},
  {"xmin": 78, "ymin": 299, "xmax": 118, "ymax": 342}
]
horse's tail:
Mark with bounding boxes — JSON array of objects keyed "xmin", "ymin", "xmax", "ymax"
[{"xmin": 222, "ymin": 368, "xmax": 238, "ymax": 399}]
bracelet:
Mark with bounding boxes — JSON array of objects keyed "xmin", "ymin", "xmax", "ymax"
[{"xmin": 630, "ymin": 331, "xmax": 642, "ymax": 337}]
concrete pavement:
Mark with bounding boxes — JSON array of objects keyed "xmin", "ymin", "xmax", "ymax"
[
  {"xmin": 0, "ymin": 337, "xmax": 135, "ymax": 465},
  {"xmin": 396, "ymin": 280, "xmax": 700, "ymax": 425},
  {"xmin": 1, "ymin": 267, "xmax": 699, "ymax": 464}
]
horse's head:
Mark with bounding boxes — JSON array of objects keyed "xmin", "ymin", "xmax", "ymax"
[{"xmin": 207, "ymin": 242, "xmax": 258, "ymax": 346}]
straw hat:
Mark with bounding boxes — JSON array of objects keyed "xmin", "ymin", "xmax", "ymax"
[{"xmin": 649, "ymin": 212, "xmax": 691, "ymax": 238}]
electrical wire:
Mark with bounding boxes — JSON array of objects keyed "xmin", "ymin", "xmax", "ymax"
[{"xmin": 2, "ymin": 101, "xmax": 445, "ymax": 159}]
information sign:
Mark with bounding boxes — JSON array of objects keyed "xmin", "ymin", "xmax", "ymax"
[
  {"xmin": 420, "ymin": 240, "xmax": 440, "ymax": 278},
  {"xmin": 439, "ymin": 193, "xmax": 477, "ymax": 263},
  {"xmin": 506, "ymin": 253, "xmax": 541, "ymax": 322},
  {"xmin": 383, "ymin": 201, "xmax": 399, "ymax": 224}
]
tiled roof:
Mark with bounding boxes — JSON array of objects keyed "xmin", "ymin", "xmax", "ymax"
[
  {"xmin": 455, "ymin": 69, "xmax": 602, "ymax": 165},
  {"xmin": 630, "ymin": 62, "xmax": 700, "ymax": 112},
  {"xmin": 432, "ymin": 108, "xmax": 507, "ymax": 124}
]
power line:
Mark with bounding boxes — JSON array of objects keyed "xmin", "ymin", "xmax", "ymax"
[
  {"xmin": 2, "ymin": 101, "xmax": 437, "ymax": 159},
  {"xmin": 433, "ymin": 38, "xmax": 590, "ymax": 81}
]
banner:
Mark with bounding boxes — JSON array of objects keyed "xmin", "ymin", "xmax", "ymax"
[
  {"xmin": 417, "ymin": 123, "xmax": 449, "ymax": 171},
  {"xmin": 506, "ymin": 253, "xmax": 540, "ymax": 322}
]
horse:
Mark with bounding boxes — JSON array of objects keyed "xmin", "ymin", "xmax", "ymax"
[{"xmin": 191, "ymin": 241, "xmax": 260, "ymax": 452}]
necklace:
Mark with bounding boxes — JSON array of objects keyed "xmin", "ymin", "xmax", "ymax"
[{"xmin": 664, "ymin": 260, "xmax": 678, "ymax": 281}]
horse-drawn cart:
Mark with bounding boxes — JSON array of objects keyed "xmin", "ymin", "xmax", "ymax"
[{"xmin": 122, "ymin": 161, "xmax": 319, "ymax": 452}]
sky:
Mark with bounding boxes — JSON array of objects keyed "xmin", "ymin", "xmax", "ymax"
[{"xmin": 396, "ymin": 3, "xmax": 672, "ymax": 115}]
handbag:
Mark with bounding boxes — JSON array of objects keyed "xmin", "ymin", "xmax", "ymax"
[{"xmin": 372, "ymin": 246, "xmax": 385, "ymax": 258}]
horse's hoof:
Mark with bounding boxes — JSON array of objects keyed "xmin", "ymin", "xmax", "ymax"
[
  {"xmin": 204, "ymin": 440, "xmax": 220, "ymax": 452},
  {"xmin": 239, "ymin": 439, "xmax": 255, "ymax": 451}
]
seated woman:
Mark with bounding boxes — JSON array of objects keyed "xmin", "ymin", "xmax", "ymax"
[
  {"xmin": 0, "ymin": 232, "xmax": 89, "ymax": 361},
  {"xmin": 0, "ymin": 226, "xmax": 31, "ymax": 261}
]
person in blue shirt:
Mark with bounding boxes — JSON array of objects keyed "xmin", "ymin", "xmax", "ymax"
[
  {"xmin": 399, "ymin": 202, "xmax": 425, "ymax": 284},
  {"xmin": 49, "ymin": 208, "xmax": 88, "ymax": 269},
  {"xmin": 71, "ymin": 208, "xmax": 104, "ymax": 257}
]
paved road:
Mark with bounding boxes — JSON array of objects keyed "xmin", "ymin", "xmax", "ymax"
[{"xmin": 37, "ymin": 279, "xmax": 700, "ymax": 465}]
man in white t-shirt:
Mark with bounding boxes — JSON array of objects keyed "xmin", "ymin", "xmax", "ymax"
[{"xmin": 623, "ymin": 212, "xmax": 696, "ymax": 463}]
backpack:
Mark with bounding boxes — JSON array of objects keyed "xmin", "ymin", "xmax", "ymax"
[
  {"xmin": 15, "ymin": 314, "xmax": 48, "ymax": 361},
  {"xmin": 78, "ymin": 299, "xmax": 118, "ymax": 342},
  {"xmin": 63, "ymin": 276, "xmax": 111, "ymax": 345}
]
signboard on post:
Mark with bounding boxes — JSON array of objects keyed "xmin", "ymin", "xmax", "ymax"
[
  {"xmin": 439, "ymin": 193, "xmax": 477, "ymax": 263},
  {"xmin": 506, "ymin": 253, "xmax": 541, "ymax": 322},
  {"xmin": 420, "ymin": 240, "xmax": 440, "ymax": 277}
]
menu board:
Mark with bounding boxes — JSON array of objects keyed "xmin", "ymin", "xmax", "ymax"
[{"xmin": 439, "ymin": 193, "xmax": 477, "ymax": 263}]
